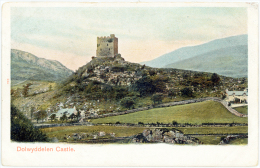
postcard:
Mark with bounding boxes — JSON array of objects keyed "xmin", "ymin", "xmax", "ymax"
[{"xmin": 1, "ymin": 2, "xmax": 259, "ymax": 167}]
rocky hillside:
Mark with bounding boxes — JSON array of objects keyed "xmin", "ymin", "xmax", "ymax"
[
  {"xmin": 11, "ymin": 54, "xmax": 248, "ymax": 117},
  {"xmin": 11, "ymin": 49, "xmax": 73, "ymax": 82}
]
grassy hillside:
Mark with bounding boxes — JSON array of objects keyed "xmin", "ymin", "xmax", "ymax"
[
  {"xmin": 164, "ymin": 45, "xmax": 247, "ymax": 78},
  {"xmin": 11, "ymin": 49, "xmax": 73, "ymax": 82},
  {"xmin": 141, "ymin": 34, "xmax": 247, "ymax": 69},
  {"xmin": 91, "ymin": 101, "xmax": 248, "ymax": 124},
  {"xmin": 233, "ymin": 106, "xmax": 248, "ymax": 115}
]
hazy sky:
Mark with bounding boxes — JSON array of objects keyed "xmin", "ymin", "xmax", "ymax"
[{"xmin": 11, "ymin": 7, "xmax": 247, "ymax": 71}]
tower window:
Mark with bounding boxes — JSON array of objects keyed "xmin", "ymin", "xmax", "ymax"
[
  {"xmin": 109, "ymin": 48, "xmax": 110, "ymax": 50},
  {"xmin": 107, "ymin": 44, "xmax": 108, "ymax": 46}
]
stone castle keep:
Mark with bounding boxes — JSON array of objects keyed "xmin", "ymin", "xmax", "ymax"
[{"xmin": 96, "ymin": 34, "xmax": 118, "ymax": 57}]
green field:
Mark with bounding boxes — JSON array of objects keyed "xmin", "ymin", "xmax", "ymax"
[
  {"xmin": 41, "ymin": 125, "xmax": 145, "ymax": 140},
  {"xmin": 91, "ymin": 101, "xmax": 248, "ymax": 124},
  {"xmin": 41, "ymin": 125, "xmax": 248, "ymax": 143},
  {"xmin": 175, "ymin": 126, "xmax": 248, "ymax": 135},
  {"xmin": 229, "ymin": 138, "xmax": 248, "ymax": 145},
  {"xmin": 193, "ymin": 136, "xmax": 223, "ymax": 145},
  {"xmin": 233, "ymin": 106, "xmax": 248, "ymax": 115}
]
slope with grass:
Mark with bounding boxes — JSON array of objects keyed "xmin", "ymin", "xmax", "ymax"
[
  {"xmin": 11, "ymin": 49, "xmax": 73, "ymax": 82},
  {"xmin": 233, "ymin": 106, "xmax": 248, "ymax": 115},
  {"xmin": 164, "ymin": 45, "xmax": 247, "ymax": 78},
  {"xmin": 91, "ymin": 101, "xmax": 248, "ymax": 124}
]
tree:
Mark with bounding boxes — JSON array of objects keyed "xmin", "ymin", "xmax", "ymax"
[
  {"xmin": 151, "ymin": 75, "xmax": 168, "ymax": 93},
  {"xmin": 34, "ymin": 110, "xmax": 47, "ymax": 123},
  {"xmin": 222, "ymin": 94, "xmax": 227, "ymax": 100},
  {"xmin": 134, "ymin": 76, "xmax": 156, "ymax": 96},
  {"xmin": 11, "ymin": 104, "xmax": 48, "ymax": 142},
  {"xmin": 148, "ymin": 70, "xmax": 156, "ymax": 76},
  {"xmin": 68, "ymin": 113, "xmax": 75, "ymax": 121},
  {"xmin": 30, "ymin": 107, "xmax": 35, "ymax": 120},
  {"xmin": 48, "ymin": 84, "xmax": 52, "ymax": 91},
  {"xmin": 22, "ymin": 83, "xmax": 32, "ymax": 97},
  {"xmin": 50, "ymin": 114, "xmax": 56, "ymax": 122},
  {"xmin": 34, "ymin": 111, "xmax": 41, "ymax": 123},
  {"xmin": 60, "ymin": 113, "xmax": 67, "ymax": 123},
  {"xmin": 76, "ymin": 111, "xmax": 81, "ymax": 122},
  {"xmin": 172, "ymin": 120, "xmax": 178, "ymax": 125},
  {"xmin": 211, "ymin": 73, "xmax": 220, "ymax": 85},
  {"xmin": 151, "ymin": 93, "xmax": 163, "ymax": 105},
  {"xmin": 168, "ymin": 89, "xmax": 176, "ymax": 99},
  {"xmin": 181, "ymin": 87, "xmax": 193, "ymax": 97},
  {"xmin": 11, "ymin": 89, "xmax": 15, "ymax": 97},
  {"xmin": 120, "ymin": 97, "xmax": 135, "ymax": 109},
  {"xmin": 241, "ymin": 78, "xmax": 246, "ymax": 84},
  {"xmin": 39, "ymin": 110, "xmax": 47, "ymax": 122}
]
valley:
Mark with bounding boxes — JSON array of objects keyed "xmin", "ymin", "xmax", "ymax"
[{"xmin": 10, "ymin": 34, "xmax": 248, "ymax": 145}]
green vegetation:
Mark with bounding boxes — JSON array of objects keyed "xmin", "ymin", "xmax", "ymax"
[
  {"xmin": 234, "ymin": 106, "xmax": 248, "ymax": 115},
  {"xmin": 193, "ymin": 136, "xmax": 223, "ymax": 145},
  {"xmin": 229, "ymin": 138, "xmax": 248, "ymax": 145},
  {"xmin": 41, "ymin": 125, "xmax": 145, "ymax": 139},
  {"xmin": 40, "ymin": 125, "xmax": 247, "ymax": 144},
  {"xmin": 11, "ymin": 80, "xmax": 57, "ymax": 97},
  {"xmin": 120, "ymin": 97, "xmax": 135, "ymax": 109},
  {"xmin": 91, "ymin": 101, "xmax": 248, "ymax": 124},
  {"xmin": 33, "ymin": 110, "xmax": 47, "ymax": 123},
  {"xmin": 181, "ymin": 87, "xmax": 194, "ymax": 97},
  {"xmin": 151, "ymin": 93, "xmax": 163, "ymax": 105},
  {"xmin": 175, "ymin": 126, "xmax": 248, "ymax": 135},
  {"xmin": 11, "ymin": 104, "xmax": 48, "ymax": 142}
]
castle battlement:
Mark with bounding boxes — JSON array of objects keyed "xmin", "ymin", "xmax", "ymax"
[{"xmin": 96, "ymin": 34, "xmax": 118, "ymax": 57}]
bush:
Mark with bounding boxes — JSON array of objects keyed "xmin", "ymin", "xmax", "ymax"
[
  {"xmin": 181, "ymin": 87, "xmax": 193, "ymax": 97},
  {"xmin": 138, "ymin": 122, "xmax": 144, "ymax": 125},
  {"xmin": 11, "ymin": 104, "xmax": 48, "ymax": 142},
  {"xmin": 211, "ymin": 73, "xmax": 220, "ymax": 85},
  {"xmin": 120, "ymin": 97, "xmax": 135, "ymax": 109},
  {"xmin": 172, "ymin": 121, "xmax": 178, "ymax": 125},
  {"xmin": 151, "ymin": 93, "xmax": 163, "ymax": 105}
]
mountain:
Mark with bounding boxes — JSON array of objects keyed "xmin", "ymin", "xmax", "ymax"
[
  {"xmin": 164, "ymin": 45, "xmax": 247, "ymax": 78},
  {"xmin": 141, "ymin": 34, "xmax": 248, "ymax": 70},
  {"xmin": 11, "ymin": 49, "xmax": 74, "ymax": 82}
]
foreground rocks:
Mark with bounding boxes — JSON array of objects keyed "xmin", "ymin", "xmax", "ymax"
[{"xmin": 132, "ymin": 128, "xmax": 200, "ymax": 144}]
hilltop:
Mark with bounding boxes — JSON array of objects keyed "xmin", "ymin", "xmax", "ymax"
[
  {"xmin": 11, "ymin": 49, "xmax": 74, "ymax": 84},
  {"xmin": 11, "ymin": 53, "xmax": 247, "ymax": 116}
]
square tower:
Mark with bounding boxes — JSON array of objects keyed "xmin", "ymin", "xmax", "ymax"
[{"xmin": 96, "ymin": 34, "xmax": 118, "ymax": 57}]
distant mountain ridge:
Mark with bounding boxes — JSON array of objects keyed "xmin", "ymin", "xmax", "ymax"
[
  {"xmin": 141, "ymin": 34, "xmax": 248, "ymax": 77},
  {"xmin": 11, "ymin": 49, "xmax": 74, "ymax": 82},
  {"xmin": 164, "ymin": 45, "xmax": 247, "ymax": 78}
]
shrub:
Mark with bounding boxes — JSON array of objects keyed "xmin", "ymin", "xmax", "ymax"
[
  {"xmin": 120, "ymin": 97, "xmax": 135, "ymax": 109},
  {"xmin": 181, "ymin": 87, "xmax": 193, "ymax": 97},
  {"xmin": 11, "ymin": 104, "xmax": 48, "ymax": 142},
  {"xmin": 151, "ymin": 93, "xmax": 163, "ymax": 105}
]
